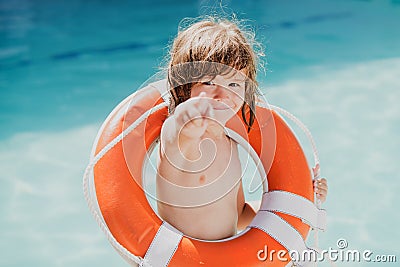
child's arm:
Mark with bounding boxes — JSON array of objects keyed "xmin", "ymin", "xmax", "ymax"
[
  {"xmin": 237, "ymin": 203, "xmax": 256, "ymax": 231},
  {"xmin": 237, "ymin": 183, "xmax": 256, "ymax": 230}
]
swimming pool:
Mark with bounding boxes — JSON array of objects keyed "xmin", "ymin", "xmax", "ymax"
[{"xmin": 1, "ymin": 0, "xmax": 399, "ymax": 266}]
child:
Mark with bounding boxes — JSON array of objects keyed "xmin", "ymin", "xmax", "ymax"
[{"xmin": 156, "ymin": 17, "xmax": 328, "ymax": 240}]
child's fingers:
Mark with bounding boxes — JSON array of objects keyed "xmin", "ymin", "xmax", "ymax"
[
  {"xmin": 314, "ymin": 178, "xmax": 328, "ymax": 190},
  {"xmin": 314, "ymin": 177, "xmax": 328, "ymax": 203},
  {"xmin": 189, "ymin": 95, "xmax": 212, "ymax": 126},
  {"xmin": 196, "ymin": 92, "xmax": 214, "ymax": 118},
  {"xmin": 315, "ymin": 187, "xmax": 327, "ymax": 202},
  {"xmin": 319, "ymin": 178, "xmax": 327, "ymax": 184},
  {"xmin": 186, "ymin": 106, "xmax": 202, "ymax": 120},
  {"xmin": 315, "ymin": 187, "xmax": 327, "ymax": 196},
  {"xmin": 184, "ymin": 109, "xmax": 205, "ymax": 128},
  {"xmin": 175, "ymin": 109, "xmax": 193, "ymax": 127},
  {"xmin": 319, "ymin": 180, "xmax": 328, "ymax": 191},
  {"xmin": 174, "ymin": 92, "xmax": 213, "ymax": 129},
  {"xmin": 175, "ymin": 98, "xmax": 201, "ymax": 122},
  {"xmin": 179, "ymin": 112, "xmax": 190, "ymax": 125},
  {"xmin": 203, "ymin": 101, "xmax": 214, "ymax": 119}
]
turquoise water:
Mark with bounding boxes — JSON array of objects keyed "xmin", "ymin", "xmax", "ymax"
[{"xmin": 1, "ymin": 0, "xmax": 399, "ymax": 266}]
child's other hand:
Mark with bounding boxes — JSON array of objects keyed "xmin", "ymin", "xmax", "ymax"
[
  {"xmin": 173, "ymin": 92, "xmax": 214, "ymax": 139},
  {"xmin": 313, "ymin": 164, "xmax": 328, "ymax": 203},
  {"xmin": 313, "ymin": 178, "xmax": 328, "ymax": 203}
]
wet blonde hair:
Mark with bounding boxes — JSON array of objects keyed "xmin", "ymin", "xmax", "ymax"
[{"xmin": 167, "ymin": 16, "xmax": 263, "ymax": 131}]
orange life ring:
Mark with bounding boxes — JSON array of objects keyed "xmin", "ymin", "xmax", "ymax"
[{"xmin": 89, "ymin": 80, "xmax": 319, "ymax": 266}]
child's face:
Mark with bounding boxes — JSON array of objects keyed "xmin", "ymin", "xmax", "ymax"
[{"xmin": 190, "ymin": 69, "xmax": 247, "ymax": 125}]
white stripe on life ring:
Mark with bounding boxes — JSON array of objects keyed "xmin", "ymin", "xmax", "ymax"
[
  {"xmin": 248, "ymin": 211, "xmax": 315, "ymax": 266},
  {"xmin": 143, "ymin": 221, "xmax": 183, "ymax": 267},
  {"xmin": 260, "ymin": 191, "xmax": 327, "ymax": 231}
]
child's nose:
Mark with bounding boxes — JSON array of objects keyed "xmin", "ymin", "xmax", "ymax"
[{"xmin": 204, "ymin": 84, "xmax": 226, "ymax": 99}]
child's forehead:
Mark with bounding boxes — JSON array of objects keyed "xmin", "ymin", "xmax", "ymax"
[{"xmin": 212, "ymin": 68, "xmax": 248, "ymax": 81}]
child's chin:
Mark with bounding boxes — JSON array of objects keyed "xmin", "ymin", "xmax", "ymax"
[
  {"xmin": 213, "ymin": 110, "xmax": 237, "ymax": 124},
  {"xmin": 209, "ymin": 117, "xmax": 228, "ymax": 127}
]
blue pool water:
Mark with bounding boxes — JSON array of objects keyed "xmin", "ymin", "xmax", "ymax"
[{"xmin": 1, "ymin": 0, "xmax": 400, "ymax": 266}]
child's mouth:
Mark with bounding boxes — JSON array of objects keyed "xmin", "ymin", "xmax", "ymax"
[
  {"xmin": 212, "ymin": 100, "xmax": 234, "ymax": 110},
  {"xmin": 213, "ymin": 105, "xmax": 230, "ymax": 110}
]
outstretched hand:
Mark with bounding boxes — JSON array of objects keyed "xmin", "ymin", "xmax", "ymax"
[{"xmin": 173, "ymin": 92, "xmax": 214, "ymax": 139}]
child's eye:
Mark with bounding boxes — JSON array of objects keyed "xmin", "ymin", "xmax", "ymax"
[
  {"xmin": 229, "ymin": 83, "xmax": 243, "ymax": 88},
  {"xmin": 202, "ymin": 81, "xmax": 214, "ymax": 86}
]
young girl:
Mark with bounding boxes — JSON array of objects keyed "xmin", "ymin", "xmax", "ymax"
[{"xmin": 156, "ymin": 17, "xmax": 328, "ymax": 240}]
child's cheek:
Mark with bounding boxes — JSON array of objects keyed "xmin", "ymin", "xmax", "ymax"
[{"xmin": 234, "ymin": 95, "xmax": 245, "ymax": 110}]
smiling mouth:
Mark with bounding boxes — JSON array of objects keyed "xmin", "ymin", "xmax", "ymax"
[{"xmin": 212, "ymin": 103, "xmax": 232, "ymax": 110}]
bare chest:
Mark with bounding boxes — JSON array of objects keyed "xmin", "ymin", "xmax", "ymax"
[{"xmin": 173, "ymin": 137, "xmax": 241, "ymax": 188}]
